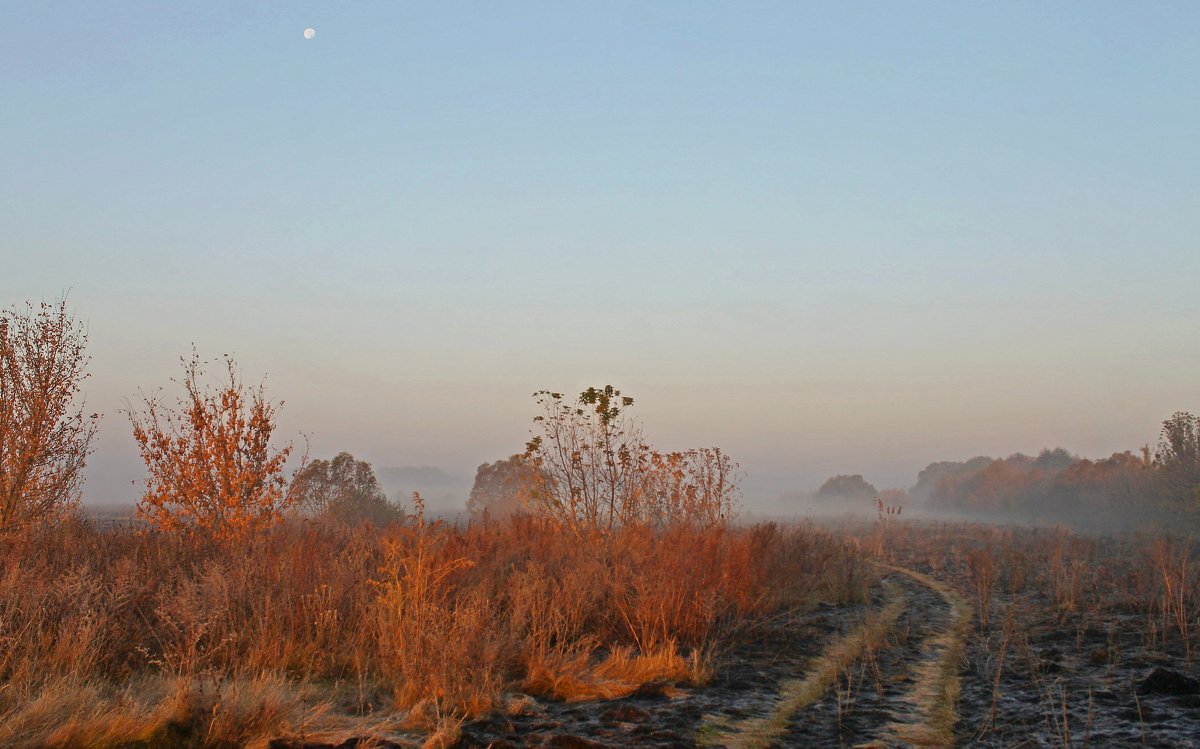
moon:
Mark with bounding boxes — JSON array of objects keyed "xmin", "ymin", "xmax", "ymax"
[{"xmin": 303, "ymin": 27, "xmax": 316, "ymax": 40}]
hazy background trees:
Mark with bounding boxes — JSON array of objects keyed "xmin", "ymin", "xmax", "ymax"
[
  {"xmin": 902, "ymin": 438, "xmax": 1190, "ymax": 530},
  {"xmin": 291, "ymin": 451, "xmax": 401, "ymax": 525},
  {"xmin": 800, "ymin": 415, "xmax": 1200, "ymax": 532},
  {"xmin": 374, "ymin": 465, "xmax": 467, "ymax": 516},
  {"xmin": 467, "ymin": 454, "xmax": 542, "ymax": 521},
  {"xmin": 0, "ymin": 299, "xmax": 98, "ymax": 530},
  {"xmin": 814, "ymin": 474, "xmax": 878, "ymax": 507},
  {"xmin": 908, "ymin": 457, "xmax": 993, "ymax": 506}
]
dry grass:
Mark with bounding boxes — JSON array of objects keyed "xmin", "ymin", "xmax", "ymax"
[
  {"xmin": 857, "ymin": 519, "xmax": 1200, "ymax": 745},
  {"xmin": 525, "ymin": 641, "xmax": 707, "ymax": 703},
  {"xmin": 0, "ymin": 514, "xmax": 864, "ymax": 746},
  {"xmin": 0, "ymin": 674, "xmax": 412, "ymax": 749}
]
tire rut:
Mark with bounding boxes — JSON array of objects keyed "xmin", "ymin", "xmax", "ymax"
[
  {"xmin": 700, "ymin": 565, "xmax": 972, "ymax": 749},
  {"xmin": 698, "ymin": 579, "xmax": 908, "ymax": 748},
  {"xmin": 450, "ymin": 566, "xmax": 973, "ymax": 749},
  {"xmin": 866, "ymin": 566, "xmax": 973, "ymax": 749}
]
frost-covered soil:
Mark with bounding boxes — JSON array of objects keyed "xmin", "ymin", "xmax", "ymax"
[
  {"xmin": 449, "ymin": 570, "xmax": 1200, "ymax": 749},
  {"xmin": 280, "ymin": 565, "xmax": 1200, "ymax": 749},
  {"xmin": 957, "ymin": 590, "xmax": 1200, "ymax": 748}
]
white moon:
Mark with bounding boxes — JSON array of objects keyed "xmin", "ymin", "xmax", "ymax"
[{"xmin": 303, "ymin": 27, "xmax": 316, "ymax": 40}]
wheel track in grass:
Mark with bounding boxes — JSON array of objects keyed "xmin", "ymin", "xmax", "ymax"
[
  {"xmin": 697, "ymin": 564, "xmax": 972, "ymax": 749},
  {"xmin": 865, "ymin": 565, "xmax": 974, "ymax": 749}
]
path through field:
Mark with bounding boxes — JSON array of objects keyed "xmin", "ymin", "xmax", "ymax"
[
  {"xmin": 453, "ymin": 565, "xmax": 973, "ymax": 749},
  {"xmin": 694, "ymin": 566, "xmax": 970, "ymax": 749}
]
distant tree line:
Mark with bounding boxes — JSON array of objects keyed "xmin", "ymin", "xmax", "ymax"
[
  {"xmin": 6, "ymin": 295, "xmax": 1195, "ymax": 537},
  {"xmin": 904, "ymin": 417, "xmax": 1200, "ymax": 530},
  {"xmin": 808, "ymin": 418, "xmax": 1200, "ymax": 532}
]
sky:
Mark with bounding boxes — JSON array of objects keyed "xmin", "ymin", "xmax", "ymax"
[{"xmin": 2, "ymin": 2, "xmax": 1198, "ymax": 510}]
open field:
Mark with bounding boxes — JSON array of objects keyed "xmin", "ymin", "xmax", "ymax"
[
  {"xmin": 3, "ymin": 513, "xmax": 1199, "ymax": 748},
  {"xmin": 455, "ymin": 520, "xmax": 1200, "ymax": 749},
  {"xmin": 7, "ymin": 3, "xmax": 1200, "ymax": 746},
  {"xmin": 0, "ymin": 513, "xmax": 869, "ymax": 748}
]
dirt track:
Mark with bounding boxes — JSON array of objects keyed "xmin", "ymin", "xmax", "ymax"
[
  {"xmin": 265, "ymin": 557, "xmax": 1200, "ymax": 748},
  {"xmin": 449, "ymin": 560, "xmax": 1200, "ymax": 749},
  {"xmin": 453, "ymin": 566, "xmax": 972, "ymax": 749}
]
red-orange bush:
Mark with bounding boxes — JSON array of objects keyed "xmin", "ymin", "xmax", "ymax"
[
  {"xmin": 126, "ymin": 353, "xmax": 296, "ymax": 541},
  {"xmin": 0, "ymin": 299, "xmax": 98, "ymax": 531}
]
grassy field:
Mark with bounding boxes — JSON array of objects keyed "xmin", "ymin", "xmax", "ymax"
[{"xmin": 0, "ymin": 512, "xmax": 870, "ymax": 748}]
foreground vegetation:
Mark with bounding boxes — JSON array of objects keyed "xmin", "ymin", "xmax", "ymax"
[
  {"xmin": 3, "ymin": 297, "xmax": 870, "ymax": 746},
  {"xmin": 8, "ymin": 511, "xmax": 1200, "ymax": 748},
  {"xmin": 865, "ymin": 521, "xmax": 1200, "ymax": 748},
  {"xmin": 0, "ymin": 513, "xmax": 868, "ymax": 748}
]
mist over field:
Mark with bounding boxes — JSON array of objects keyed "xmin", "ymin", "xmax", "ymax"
[
  {"xmin": 4, "ymin": 4, "xmax": 1200, "ymax": 748},
  {"xmin": 4, "ymin": 4, "xmax": 1198, "ymax": 522}
]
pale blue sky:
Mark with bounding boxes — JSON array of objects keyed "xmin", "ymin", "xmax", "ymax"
[{"xmin": 3, "ymin": 3, "xmax": 1197, "ymax": 509}]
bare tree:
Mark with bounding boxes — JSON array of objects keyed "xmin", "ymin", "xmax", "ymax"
[
  {"xmin": 524, "ymin": 386, "xmax": 648, "ymax": 531},
  {"xmin": 0, "ymin": 299, "xmax": 98, "ymax": 530},
  {"xmin": 523, "ymin": 386, "xmax": 739, "ymax": 531}
]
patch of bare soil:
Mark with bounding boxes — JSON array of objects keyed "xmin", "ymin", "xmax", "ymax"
[{"xmin": 958, "ymin": 589, "xmax": 1200, "ymax": 748}]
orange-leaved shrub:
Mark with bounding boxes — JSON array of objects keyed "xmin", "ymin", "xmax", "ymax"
[
  {"xmin": 126, "ymin": 352, "xmax": 297, "ymax": 541},
  {"xmin": 0, "ymin": 298, "xmax": 98, "ymax": 531}
]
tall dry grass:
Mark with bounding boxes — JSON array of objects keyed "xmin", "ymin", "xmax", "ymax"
[
  {"xmin": 0, "ymin": 513, "xmax": 864, "ymax": 747},
  {"xmin": 858, "ymin": 519, "xmax": 1200, "ymax": 661}
]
